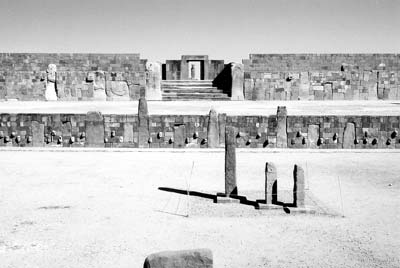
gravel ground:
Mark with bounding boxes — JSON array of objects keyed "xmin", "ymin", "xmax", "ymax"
[
  {"xmin": 0, "ymin": 150, "xmax": 399, "ymax": 268},
  {"xmin": 1, "ymin": 100, "xmax": 400, "ymax": 115}
]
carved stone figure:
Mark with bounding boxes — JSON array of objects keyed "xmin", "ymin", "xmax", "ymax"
[
  {"xmin": 106, "ymin": 81, "xmax": 130, "ymax": 101},
  {"xmin": 93, "ymin": 71, "xmax": 107, "ymax": 101},
  {"xmin": 145, "ymin": 62, "xmax": 162, "ymax": 100},
  {"xmin": 45, "ymin": 64, "xmax": 58, "ymax": 101},
  {"xmin": 231, "ymin": 63, "xmax": 244, "ymax": 100}
]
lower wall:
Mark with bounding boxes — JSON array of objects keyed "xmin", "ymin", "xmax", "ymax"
[{"xmin": 0, "ymin": 110, "xmax": 399, "ymax": 149}]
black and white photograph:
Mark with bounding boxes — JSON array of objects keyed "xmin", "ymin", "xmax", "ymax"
[{"xmin": 0, "ymin": 0, "xmax": 399, "ymax": 267}]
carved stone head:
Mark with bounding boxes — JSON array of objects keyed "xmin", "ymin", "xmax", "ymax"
[
  {"xmin": 46, "ymin": 64, "xmax": 57, "ymax": 83},
  {"xmin": 93, "ymin": 71, "xmax": 106, "ymax": 90}
]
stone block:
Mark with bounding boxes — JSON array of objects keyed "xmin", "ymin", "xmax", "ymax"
[
  {"xmin": 207, "ymin": 108, "xmax": 219, "ymax": 148},
  {"xmin": 173, "ymin": 125, "xmax": 185, "ymax": 148},
  {"xmin": 138, "ymin": 98, "xmax": 150, "ymax": 148},
  {"xmin": 31, "ymin": 121, "xmax": 44, "ymax": 147},
  {"xmin": 343, "ymin": 122, "xmax": 356, "ymax": 149},
  {"xmin": 85, "ymin": 111, "xmax": 104, "ymax": 147},
  {"xmin": 143, "ymin": 248, "xmax": 213, "ymax": 268}
]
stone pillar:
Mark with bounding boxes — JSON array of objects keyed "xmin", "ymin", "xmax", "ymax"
[
  {"xmin": 85, "ymin": 111, "xmax": 105, "ymax": 147},
  {"xmin": 307, "ymin": 125, "xmax": 319, "ymax": 149},
  {"xmin": 31, "ymin": 121, "xmax": 44, "ymax": 147},
  {"xmin": 231, "ymin": 63, "xmax": 244, "ymax": 100},
  {"xmin": 225, "ymin": 126, "xmax": 237, "ymax": 196},
  {"xmin": 45, "ymin": 64, "xmax": 58, "ymax": 101},
  {"xmin": 265, "ymin": 162, "xmax": 277, "ymax": 204},
  {"xmin": 138, "ymin": 98, "xmax": 150, "ymax": 148},
  {"xmin": 276, "ymin": 106, "xmax": 287, "ymax": 148},
  {"xmin": 173, "ymin": 125, "xmax": 185, "ymax": 148},
  {"xmin": 293, "ymin": 164, "xmax": 305, "ymax": 207},
  {"xmin": 145, "ymin": 62, "xmax": 162, "ymax": 100},
  {"xmin": 207, "ymin": 108, "xmax": 219, "ymax": 148},
  {"xmin": 343, "ymin": 122, "xmax": 356, "ymax": 149}
]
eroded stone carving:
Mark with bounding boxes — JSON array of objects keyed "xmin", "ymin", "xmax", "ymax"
[
  {"xmin": 231, "ymin": 63, "xmax": 244, "ymax": 100},
  {"xmin": 106, "ymin": 81, "xmax": 130, "ymax": 101},
  {"xmin": 45, "ymin": 64, "xmax": 58, "ymax": 101},
  {"xmin": 93, "ymin": 71, "xmax": 107, "ymax": 101},
  {"xmin": 145, "ymin": 62, "xmax": 162, "ymax": 100}
]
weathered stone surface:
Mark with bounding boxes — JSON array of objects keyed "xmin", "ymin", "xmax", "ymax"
[
  {"xmin": 207, "ymin": 108, "xmax": 219, "ymax": 148},
  {"xmin": 265, "ymin": 162, "xmax": 277, "ymax": 204},
  {"xmin": 85, "ymin": 111, "xmax": 105, "ymax": 147},
  {"xmin": 45, "ymin": 64, "xmax": 57, "ymax": 101},
  {"xmin": 276, "ymin": 106, "xmax": 287, "ymax": 148},
  {"xmin": 31, "ymin": 121, "xmax": 44, "ymax": 146},
  {"xmin": 145, "ymin": 62, "xmax": 162, "ymax": 100},
  {"xmin": 123, "ymin": 122, "xmax": 134, "ymax": 143},
  {"xmin": 138, "ymin": 98, "xmax": 150, "ymax": 148},
  {"xmin": 93, "ymin": 71, "xmax": 107, "ymax": 101},
  {"xmin": 343, "ymin": 122, "xmax": 356, "ymax": 149},
  {"xmin": 173, "ymin": 125, "xmax": 185, "ymax": 148},
  {"xmin": 293, "ymin": 164, "xmax": 305, "ymax": 207},
  {"xmin": 106, "ymin": 81, "xmax": 130, "ymax": 101},
  {"xmin": 231, "ymin": 63, "xmax": 244, "ymax": 100},
  {"xmin": 144, "ymin": 248, "xmax": 213, "ymax": 268},
  {"xmin": 225, "ymin": 126, "xmax": 237, "ymax": 196},
  {"xmin": 307, "ymin": 124, "xmax": 319, "ymax": 149}
]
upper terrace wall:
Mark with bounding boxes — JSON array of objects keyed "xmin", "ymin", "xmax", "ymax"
[
  {"xmin": 0, "ymin": 53, "xmax": 146, "ymax": 101},
  {"xmin": 243, "ymin": 54, "xmax": 400, "ymax": 101}
]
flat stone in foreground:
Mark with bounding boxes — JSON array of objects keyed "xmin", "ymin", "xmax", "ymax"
[{"xmin": 144, "ymin": 248, "xmax": 213, "ymax": 268}]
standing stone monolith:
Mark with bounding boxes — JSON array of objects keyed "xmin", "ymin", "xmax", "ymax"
[
  {"xmin": 265, "ymin": 162, "xmax": 277, "ymax": 204},
  {"xmin": 45, "ymin": 64, "xmax": 57, "ymax": 101},
  {"xmin": 307, "ymin": 124, "xmax": 319, "ymax": 149},
  {"xmin": 173, "ymin": 125, "xmax": 185, "ymax": 148},
  {"xmin": 31, "ymin": 121, "xmax": 44, "ymax": 147},
  {"xmin": 225, "ymin": 126, "xmax": 237, "ymax": 196},
  {"xmin": 145, "ymin": 62, "xmax": 162, "ymax": 100},
  {"xmin": 85, "ymin": 111, "xmax": 105, "ymax": 147},
  {"xmin": 293, "ymin": 164, "xmax": 305, "ymax": 207},
  {"xmin": 276, "ymin": 106, "xmax": 287, "ymax": 148},
  {"xmin": 343, "ymin": 122, "xmax": 356, "ymax": 149},
  {"xmin": 138, "ymin": 98, "xmax": 150, "ymax": 148},
  {"xmin": 231, "ymin": 63, "xmax": 244, "ymax": 100},
  {"xmin": 207, "ymin": 108, "xmax": 219, "ymax": 148}
]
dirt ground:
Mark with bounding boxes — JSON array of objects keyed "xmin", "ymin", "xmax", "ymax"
[
  {"xmin": 0, "ymin": 150, "xmax": 399, "ymax": 268},
  {"xmin": 1, "ymin": 100, "xmax": 400, "ymax": 116}
]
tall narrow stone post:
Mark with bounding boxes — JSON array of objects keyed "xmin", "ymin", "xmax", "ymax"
[
  {"xmin": 257, "ymin": 162, "xmax": 280, "ymax": 210},
  {"xmin": 276, "ymin": 106, "xmax": 287, "ymax": 148},
  {"xmin": 138, "ymin": 98, "xmax": 150, "ymax": 148},
  {"xmin": 145, "ymin": 62, "xmax": 162, "ymax": 100},
  {"xmin": 225, "ymin": 126, "xmax": 237, "ymax": 196},
  {"xmin": 265, "ymin": 162, "xmax": 277, "ymax": 204},
  {"xmin": 207, "ymin": 108, "xmax": 219, "ymax": 148},
  {"xmin": 231, "ymin": 63, "xmax": 244, "ymax": 100},
  {"xmin": 293, "ymin": 164, "xmax": 305, "ymax": 208},
  {"xmin": 217, "ymin": 126, "xmax": 239, "ymax": 203}
]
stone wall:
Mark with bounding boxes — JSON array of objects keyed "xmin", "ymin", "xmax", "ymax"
[
  {"xmin": 0, "ymin": 53, "xmax": 146, "ymax": 101},
  {"xmin": 1, "ymin": 109, "xmax": 399, "ymax": 149},
  {"xmin": 243, "ymin": 54, "xmax": 400, "ymax": 100}
]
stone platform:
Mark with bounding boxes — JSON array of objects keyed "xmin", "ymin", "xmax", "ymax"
[{"xmin": 1, "ymin": 100, "xmax": 400, "ymax": 116}]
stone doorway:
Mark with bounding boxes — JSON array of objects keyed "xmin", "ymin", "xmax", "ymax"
[{"xmin": 187, "ymin": 60, "xmax": 204, "ymax": 80}]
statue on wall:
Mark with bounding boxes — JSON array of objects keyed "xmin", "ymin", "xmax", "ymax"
[
  {"xmin": 45, "ymin": 64, "xmax": 58, "ymax": 101},
  {"xmin": 191, "ymin": 64, "xmax": 195, "ymax": 80},
  {"xmin": 145, "ymin": 62, "xmax": 162, "ymax": 100},
  {"xmin": 93, "ymin": 71, "xmax": 107, "ymax": 101},
  {"xmin": 106, "ymin": 80, "xmax": 130, "ymax": 101}
]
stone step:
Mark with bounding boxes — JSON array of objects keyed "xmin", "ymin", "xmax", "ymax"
[
  {"xmin": 162, "ymin": 80, "xmax": 213, "ymax": 83},
  {"xmin": 163, "ymin": 88, "xmax": 222, "ymax": 93},
  {"xmin": 161, "ymin": 81, "xmax": 213, "ymax": 87},
  {"xmin": 162, "ymin": 93, "xmax": 229, "ymax": 99},
  {"xmin": 162, "ymin": 85, "xmax": 217, "ymax": 90},
  {"xmin": 162, "ymin": 97, "xmax": 230, "ymax": 101}
]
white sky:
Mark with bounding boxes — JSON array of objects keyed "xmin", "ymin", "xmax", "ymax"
[{"xmin": 0, "ymin": 0, "xmax": 399, "ymax": 62}]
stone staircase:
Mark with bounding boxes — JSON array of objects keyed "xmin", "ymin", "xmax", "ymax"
[{"xmin": 161, "ymin": 80, "xmax": 230, "ymax": 101}]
